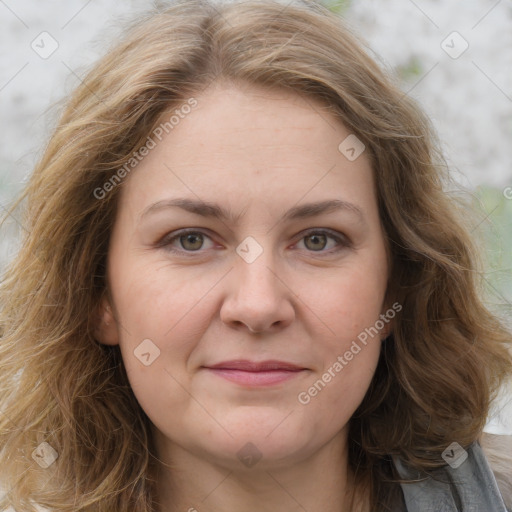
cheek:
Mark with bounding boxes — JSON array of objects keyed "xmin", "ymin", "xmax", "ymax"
[
  {"xmin": 108, "ymin": 258, "xmax": 220, "ymax": 402},
  {"xmin": 299, "ymin": 253, "xmax": 386, "ymax": 407},
  {"xmin": 110, "ymin": 256, "xmax": 216, "ymax": 338},
  {"xmin": 314, "ymin": 257, "xmax": 388, "ymax": 343},
  {"xmin": 297, "ymin": 288, "xmax": 382, "ymax": 439}
]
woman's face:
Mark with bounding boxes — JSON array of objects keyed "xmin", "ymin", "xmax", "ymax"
[{"xmin": 100, "ymin": 82, "xmax": 391, "ymax": 470}]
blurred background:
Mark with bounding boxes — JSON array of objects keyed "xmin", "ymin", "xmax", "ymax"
[{"xmin": 0, "ymin": 0, "xmax": 511, "ymax": 433}]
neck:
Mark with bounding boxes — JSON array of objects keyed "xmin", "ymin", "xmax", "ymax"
[{"xmin": 154, "ymin": 429, "xmax": 367, "ymax": 512}]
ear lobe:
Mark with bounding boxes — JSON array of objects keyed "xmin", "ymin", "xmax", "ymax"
[
  {"xmin": 379, "ymin": 306, "xmax": 395, "ymax": 341},
  {"xmin": 94, "ymin": 296, "xmax": 119, "ymax": 346},
  {"xmin": 381, "ymin": 323, "xmax": 393, "ymax": 341}
]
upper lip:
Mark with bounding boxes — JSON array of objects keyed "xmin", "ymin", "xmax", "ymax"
[{"xmin": 204, "ymin": 360, "xmax": 306, "ymax": 372}]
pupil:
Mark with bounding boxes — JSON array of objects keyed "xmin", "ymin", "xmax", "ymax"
[
  {"xmin": 305, "ymin": 234, "xmax": 326, "ymax": 251},
  {"xmin": 182, "ymin": 233, "xmax": 203, "ymax": 250}
]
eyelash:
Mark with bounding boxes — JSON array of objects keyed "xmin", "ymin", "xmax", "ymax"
[{"xmin": 157, "ymin": 228, "xmax": 352, "ymax": 257}]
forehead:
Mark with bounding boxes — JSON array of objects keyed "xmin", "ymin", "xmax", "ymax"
[{"xmin": 117, "ymin": 82, "xmax": 377, "ymax": 221}]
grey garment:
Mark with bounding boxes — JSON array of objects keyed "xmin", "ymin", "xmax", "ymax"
[{"xmin": 393, "ymin": 442, "xmax": 509, "ymax": 512}]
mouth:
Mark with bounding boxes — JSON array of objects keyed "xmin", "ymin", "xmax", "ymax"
[{"xmin": 202, "ymin": 360, "xmax": 308, "ymax": 386}]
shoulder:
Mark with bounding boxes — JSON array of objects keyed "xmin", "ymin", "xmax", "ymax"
[{"xmin": 481, "ymin": 432, "xmax": 512, "ymax": 511}]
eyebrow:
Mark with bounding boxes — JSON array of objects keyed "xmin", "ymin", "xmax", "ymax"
[{"xmin": 140, "ymin": 198, "xmax": 365, "ymax": 224}]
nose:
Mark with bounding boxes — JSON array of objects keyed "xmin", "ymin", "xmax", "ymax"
[{"xmin": 219, "ymin": 250, "xmax": 296, "ymax": 334}]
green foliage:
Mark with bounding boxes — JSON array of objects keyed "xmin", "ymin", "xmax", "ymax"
[
  {"xmin": 322, "ymin": 0, "xmax": 351, "ymax": 15},
  {"xmin": 396, "ymin": 55, "xmax": 424, "ymax": 82},
  {"xmin": 472, "ymin": 185, "xmax": 512, "ymax": 307}
]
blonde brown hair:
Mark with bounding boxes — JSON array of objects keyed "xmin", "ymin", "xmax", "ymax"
[{"xmin": 1, "ymin": 1, "xmax": 510, "ymax": 510}]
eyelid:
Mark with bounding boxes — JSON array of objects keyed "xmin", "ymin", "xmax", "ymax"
[
  {"xmin": 156, "ymin": 228, "xmax": 217, "ymax": 253},
  {"xmin": 157, "ymin": 227, "xmax": 352, "ymax": 256},
  {"xmin": 292, "ymin": 228, "xmax": 353, "ymax": 252}
]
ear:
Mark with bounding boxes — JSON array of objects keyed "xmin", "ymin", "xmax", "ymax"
[
  {"xmin": 380, "ymin": 317, "xmax": 393, "ymax": 340},
  {"xmin": 93, "ymin": 295, "xmax": 119, "ymax": 346},
  {"xmin": 379, "ymin": 300, "xmax": 399, "ymax": 341}
]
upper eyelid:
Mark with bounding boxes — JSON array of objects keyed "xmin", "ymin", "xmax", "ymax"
[
  {"xmin": 296, "ymin": 227, "xmax": 349, "ymax": 241},
  {"xmin": 161, "ymin": 227, "xmax": 350, "ymax": 251},
  {"xmin": 293, "ymin": 230, "xmax": 352, "ymax": 252},
  {"xmin": 159, "ymin": 228, "xmax": 216, "ymax": 247}
]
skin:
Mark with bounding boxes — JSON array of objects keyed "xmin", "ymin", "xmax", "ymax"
[{"xmin": 97, "ymin": 81, "xmax": 391, "ymax": 512}]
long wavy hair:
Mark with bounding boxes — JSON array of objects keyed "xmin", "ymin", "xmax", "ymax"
[{"xmin": 1, "ymin": 1, "xmax": 510, "ymax": 510}]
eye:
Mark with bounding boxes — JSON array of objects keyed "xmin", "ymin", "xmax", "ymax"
[
  {"xmin": 295, "ymin": 229, "xmax": 351, "ymax": 253},
  {"xmin": 159, "ymin": 229, "xmax": 216, "ymax": 253}
]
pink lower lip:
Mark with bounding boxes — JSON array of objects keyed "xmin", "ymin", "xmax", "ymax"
[{"xmin": 205, "ymin": 368, "xmax": 305, "ymax": 386}]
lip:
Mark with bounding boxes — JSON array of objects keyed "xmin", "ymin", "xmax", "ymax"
[
  {"xmin": 203, "ymin": 360, "xmax": 308, "ymax": 386},
  {"xmin": 206, "ymin": 360, "xmax": 305, "ymax": 372}
]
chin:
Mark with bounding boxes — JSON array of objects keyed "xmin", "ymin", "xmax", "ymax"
[{"xmin": 191, "ymin": 410, "xmax": 323, "ymax": 471}]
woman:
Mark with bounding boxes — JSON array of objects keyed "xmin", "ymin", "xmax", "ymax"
[{"xmin": 0, "ymin": 1, "xmax": 510, "ymax": 510}]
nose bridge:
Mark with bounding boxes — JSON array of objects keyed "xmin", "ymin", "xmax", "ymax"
[
  {"xmin": 219, "ymin": 237, "xmax": 295, "ymax": 332},
  {"xmin": 234, "ymin": 240, "xmax": 281, "ymax": 299}
]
